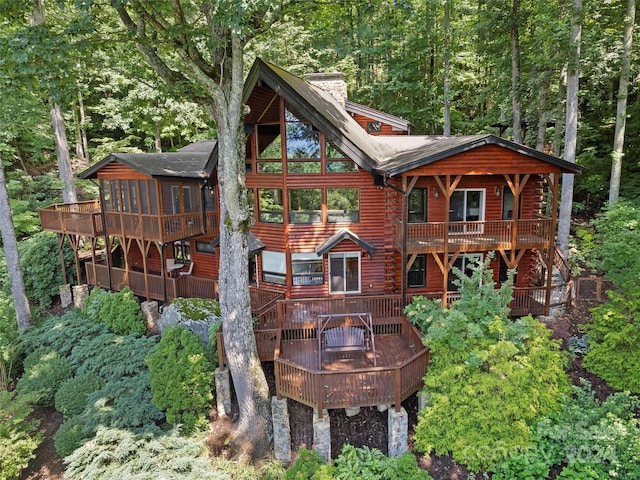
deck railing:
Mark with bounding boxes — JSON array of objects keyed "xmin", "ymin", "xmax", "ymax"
[
  {"xmin": 38, "ymin": 200, "xmax": 103, "ymax": 236},
  {"xmin": 396, "ymin": 217, "xmax": 552, "ymax": 253}
]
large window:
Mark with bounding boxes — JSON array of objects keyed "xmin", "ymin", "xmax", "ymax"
[
  {"xmin": 329, "ymin": 252, "xmax": 360, "ymax": 294},
  {"xmin": 291, "ymin": 253, "xmax": 324, "ymax": 286},
  {"xmin": 171, "ymin": 185, "xmax": 194, "ymax": 214},
  {"xmin": 258, "ymin": 188, "xmax": 284, "ymax": 223},
  {"xmin": 289, "ymin": 189, "xmax": 322, "ymax": 224},
  {"xmin": 204, "ymin": 186, "xmax": 216, "ymax": 212},
  {"xmin": 326, "ymin": 142, "xmax": 358, "ymax": 173},
  {"xmin": 449, "ymin": 189, "xmax": 485, "ymax": 233},
  {"xmin": 408, "ymin": 188, "xmax": 428, "ymax": 223},
  {"xmin": 285, "ymin": 110, "xmax": 320, "ymax": 173},
  {"xmin": 257, "ymin": 124, "xmax": 283, "ymax": 173},
  {"xmin": 448, "ymin": 254, "xmax": 482, "ymax": 291},
  {"xmin": 262, "ymin": 251, "xmax": 286, "ymax": 285},
  {"xmin": 408, "ymin": 254, "xmax": 427, "ymax": 288},
  {"xmin": 327, "ymin": 188, "xmax": 359, "ymax": 223}
]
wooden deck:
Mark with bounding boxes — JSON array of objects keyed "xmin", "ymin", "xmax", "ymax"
[{"xmin": 397, "ymin": 218, "xmax": 552, "ymax": 254}]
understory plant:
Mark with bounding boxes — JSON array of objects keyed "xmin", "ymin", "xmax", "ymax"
[
  {"xmin": 493, "ymin": 382, "xmax": 640, "ymax": 479},
  {"xmin": 405, "ymin": 255, "xmax": 570, "ymax": 472},
  {"xmin": 582, "ymin": 283, "xmax": 640, "ymax": 392},
  {"xmin": 0, "ymin": 391, "xmax": 43, "ymax": 480},
  {"xmin": 146, "ymin": 325, "xmax": 214, "ymax": 432},
  {"xmin": 301, "ymin": 444, "xmax": 432, "ymax": 480},
  {"xmin": 94, "ymin": 287, "xmax": 146, "ymax": 335}
]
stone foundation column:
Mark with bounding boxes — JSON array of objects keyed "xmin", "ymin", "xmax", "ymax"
[
  {"xmin": 388, "ymin": 407, "xmax": 408, "ymax": 457},
  {"xmin": 418, "ymin": 392, "xmax": 429, "ymax": 412},
  {"xmin": 59, "ymin": 284, "xmax": 72, "ymax": 308},
  {"xmin": 215, "ymin": 368, "xmax": 231, "ymax": 418},
  {"xmin": 313, "ymin": 409, "xmax": 331, "ymax": 462},
  {"xmin": 141, "ymin": 301, "xmax": 160, "ymax": 335},
  {"xmin": 72, "ymin": 284, "xmax": 89, "ymax": 309},
  {"xmin": 272, "ymin": 397, "xmax": 292, "ymax": 464}
]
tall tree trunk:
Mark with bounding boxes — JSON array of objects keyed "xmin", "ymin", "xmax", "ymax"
[
  {"xmin": 553, "ymin": 66, "xmax": 567, "ymax": 157},
  {"xmin": 78, "ymin": 86, "xmax": 91, "ymax": 164},
  {"xmin": 154, "ymin": 121, "xmax": 162, "ymax": 153},
  {"xmin": 511, "ymin": 0, "xmax": 522, "ymax": 144},
  {"xmin": 443, "ymin": 0, "xmax": 451, "ymax": 136},
  {"xmin": 50, "ymin": 102, "xmax": 77, "ymax": 203},
  {"xmin": 0, "ymin": 155, "xmax": 31, "ymax": 331},
  {"xmin": 211, "ymin": 39, "xmax": 271, "ymax": 459},
  {"xmin": 536, "ymin": 76, "xmax": 550, "ymax": 152},
  {"xmin": 31, "ymin": 0, "xmax": 77, "ymax": 203},
  {"xmin": 608, "ymin": 0, "xmax": 635, "ymax": 206},
  {"xmin": 558, "ymin": 0, "xmax": 582, "ymax": 258}
]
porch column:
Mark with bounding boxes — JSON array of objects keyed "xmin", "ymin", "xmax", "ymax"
[{"xmin": 215, "ymin": 367, "xmax": 231, "ymax": 418}]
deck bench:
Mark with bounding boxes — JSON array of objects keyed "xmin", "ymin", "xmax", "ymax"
[{"xmin": 324, "ymin": 326, "xmax": 367, "ymax": 351}]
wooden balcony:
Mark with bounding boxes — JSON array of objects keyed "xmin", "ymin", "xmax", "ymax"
[
  {"xmin": 40, "ymin": 201, "xmax": 219, "ymax": 242},
  {"xmin": 396, "ymin": 217, "xmax": 552, "ymax": 254},
  {"xmin": 85, "ymin": 261, "xmax": 218, "ymax": 302},
  {"xmin": 218, "ymin": 295, "xmax": 431, "ymax": 415},
  {"xmin": 39, "ymin": 200, "xmax": 104, "ymax": 236}
]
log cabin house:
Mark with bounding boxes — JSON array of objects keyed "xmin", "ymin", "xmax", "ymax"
[{"xmin": 39, "ymin": 59, "xmax": 582, "ymax": 416}]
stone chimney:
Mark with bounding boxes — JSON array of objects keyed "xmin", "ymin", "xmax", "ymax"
[{"xmin": 305, "ymin": 72, "xmax": 348, "ymax": 108}]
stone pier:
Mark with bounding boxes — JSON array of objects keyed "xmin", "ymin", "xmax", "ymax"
[
  {"xmin": 271, "ymin": 397, "xmax": 292, "ymax": 464},
  {"xmin": 72, "ymin": 284, "xmax": 89, "ymax": 309},
  {"xmin": 387, "ymin": 407, "xmax": 408, "ymax": 457},
  {"xmin": 59, "ymin": 284, "xmax": 72, "ymax": 308},
  {"xmin": 141, "ymin": 300, "xmax": 160, "ymax": 335},
  {"xmin": 313, "ymin": 409, "xmax": 331, "ymax": 462}
]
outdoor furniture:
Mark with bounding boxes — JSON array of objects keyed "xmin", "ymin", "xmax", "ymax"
[
  {"xmin": 166, "ymin": 258, "xmax": 184, "ymax": 277},
  {"xmin": 317, "ymin": 312, "xmax": 377, "ymax": 369},
  {"xmin": 178, "ymin": 261, "xmax": 195, "ymax": 277}
]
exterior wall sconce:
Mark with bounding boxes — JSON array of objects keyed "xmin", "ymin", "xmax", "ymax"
[
  {"xmin": 495, "ymin": 186, "xmax": 501, "ymax": 198},
  {"xmin": 434, "ymin": 189, "xmax": 439, "ymax": 199}
]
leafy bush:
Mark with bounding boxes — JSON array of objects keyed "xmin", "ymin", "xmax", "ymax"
[
  {"xmin": 54, "ymin": 373, "xmax": 104, "ymax": 418},
  {"xmin": 0, "ymin": 391, "xmax": 43, "ymax": 480},
  {"xmin": 170, "ymin": 297, "xmax": 221, "ymax": 319},
  {"xmin": 63, "ymin": 426, "xmax": 227, "ymax": 479},
  {"xmin": 53, "ymin": 415, "xmax": 88, "ymax": 458},
  {"xmin": 582, "ymin": 284, "xmax": 640, "ymax": 392},
  {"xmin": 83, "ymin": 287, "xmax": 110, "ymax": 323},
  {"xmin": 493, "ymin": 382, "xmax": 640, "ymax": 479},
  {"xmin": 97, "ymin": 287, "xmax": 146, "ymax": 335},
  {"xmin": 285, "ymin": 447, "xmax": 326, "ymax": 480},
  {"xmin": 16, "ymin": 231, "xmax": 75, "ymax": 308},
  {"xmin": 146, "ymin": 326, "xmax": 214, "ymax": 432},
  {"xmin": 310, "ymin": 445, "xmax": 432, "ymax": 479},
  {"xmin": 588, "ymin": 199, "xmax": 640, "ymax": 285},
  {"xmin": 406, "ymin": 256, "xmax": 570, "ymax": 471},
  {"xmin": 16, "ymin": 349, "xmax": 73, "ymax": 406}
]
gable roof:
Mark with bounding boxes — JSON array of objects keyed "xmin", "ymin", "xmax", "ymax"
[
  {"xmin": 315, "ymin": 228, "xmax": 376, "ymax": 256},
  {"xmin": 78, "ymin": 141, "xmax": 217, "ymax": 180},
  {"xmin": 344, "ymin": 100, "xmax": 412, "ymax": 133},
  {"xmin": 244, "ymin": 59, "xmax": 583, "ymax": 178}
]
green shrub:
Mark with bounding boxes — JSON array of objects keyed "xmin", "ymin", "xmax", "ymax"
[
  {"xmin": 285, "ymin": 447, "xmax": 326, "ymax": 480},
  {"xmin": 407, "ymin": 256, "xmax": 570, "ymax": 472},
  {"xmin": 493, "ymin": 382, "xmax": 640, "ymax": 479},
  {"xmin": 54, "ymin": 373, "xmax": 104, "ymax": 417},
  {"xmin": 16, "ymin": 350, "xmax": 72, "ymax": 406},
  {"xmin": 0, "ymin": 391, "xmax": 43, "ymax": 480},
  {"xmin": 16, "ymin": 231, "xmax": 75, "ymax": 307},
  {"xmin": 312, "ymin": 445, "xmax": 432, "ymax": 480},
  {"xmin": 63, "ymin": 426, "xmax": 225, "ymax": 479},
  {"xmin": 146, "ymin": 326, "xmax": 214, "ymax": 432},
  {"xmin": 53, "ymin": 415, "xmax": 89, "ymax": 458},
  {"xmin": 83, "ymin": 287, "xmax": 110, "ymax": 323},
  {"xmin": 97, "ymin": 287, "xmax": 146, "ymax": 335},
  {"xmin": 582, "ymin": 285, "xmax": 640, "ymax": 392}
]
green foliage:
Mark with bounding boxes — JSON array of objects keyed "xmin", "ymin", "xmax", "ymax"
[
  {"xmin": 407, "ymin": 256, "xmax": 570, "ymax": 471},
  {"xmin": 16, "ymin": 349, "xmax": 72, "ymax": 407},
  {"xmin": 0, "ymin": 391, "xmax": 43, "ymax": 480},
  {"xmin": 493, "ymin": 383, "xmax": 640, "ymax": 479},
  {"xmin": 53, "ymin": 415, "xmax": 88, "ymax": 458},
  {"xmin": 582, "ymin": 284, "xmax": 640, "ymax": 392},
  {"xmin": 15, "ymin": 231, "xmax": 75, "ymax": 308},
  {"xmin": 83, "ymin": 287, "xmax": 110, "ymax": 323},
  {"xmin": 285, "ymin": 447, "xmax": 326, "ymax": 480},
  {"xmin": 63, "ymin": 426, "xmax": 227, "ymax": 479},
  {"xmin": 588, "ymin": 199, "xmax": 640, "ymax": 286},
  {"xmin": 96, "ymin": 287, "xmax": 146, "ymax": 335},
  {"xmin": 0, "ymin": 290, "xmax": 18, "ymax": 362},
  {"xmin": 310, "ymin": 445, "xmax": 433, "ymax": 480},
  {"xmin": 54, "ymin": 373, "xmax": 103, "ymax": 418},
  {"xmin": 146, "ymin": 326, "xmax": 214, "ymax": 432},
  {"xmin": 170, "ymin": 297, "xmax": 221, "ymax": 320}
]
